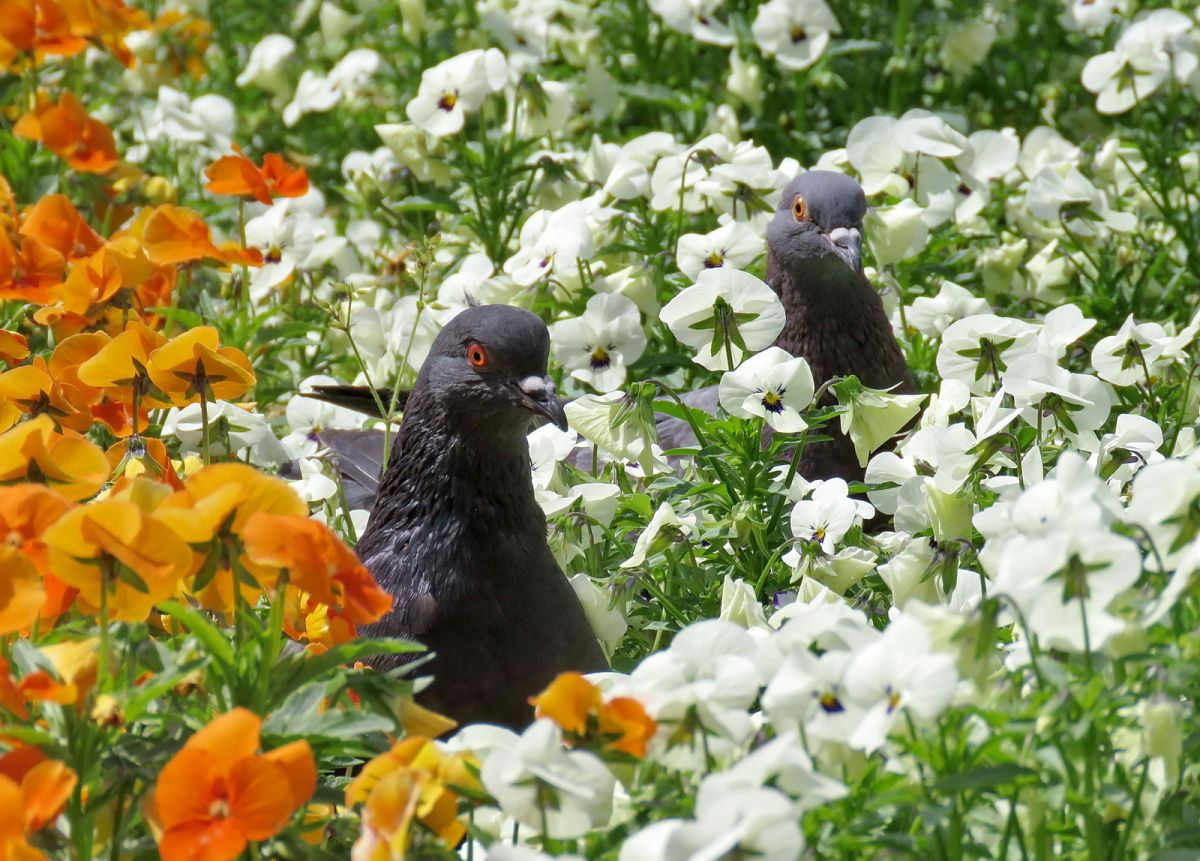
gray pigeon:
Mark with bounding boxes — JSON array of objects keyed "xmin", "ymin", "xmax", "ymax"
[
  {"xmin": 656, "ymin": 171, "xmax": 917, "ymax": 482},
  {"xmin": 307, "ymin": 172, "xmax": 914, "ymax": 489},
  {"xmin": 355, "ymin": 304, "xmax": 608, "ymax": 729}
]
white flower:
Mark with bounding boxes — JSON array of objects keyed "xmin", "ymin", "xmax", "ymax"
[
  {"xmin": 660, "ymin": 268, "xmax": 786, "ymax": 372},
  {"xmin": 1061, "ymin": 0, "xmax": 1124, "ymax": 33},
  {"xmin": 549, "ymin": 293, "xmax": 646, "ymax": 393},
  {"xmin": 1082, "ymin": 9, "xmax": 1197, "ymax": 114},
  {"xmin": 282, "ymin": 375, "xmax": 368, "ymax": 458},
  {"xmin": 937, "ymin": 314, "xmax": 1039, "ymax": 394},
  {"xmin": 480, "ymin": 720, "xmax": 615, "ymax": 839},
  {"xmin": 844, "ymin": 613, "xmax": 958, "ymax": 751},
  {"xmin": 564, "ymin": 392, "xmax": 662, "ymax": 474},
  {"xmin": 128, "ymin": 86, "xmax": 235, "ymax": 161},
  {"xmin": 790, "ymin": 479, "xmax": 872, "ymax": 554},
  {"xmin": 436, "ymin": 253, "xmax": 515, "ymax": 307},
  {"xmin": 648, "ymin": 0, "xmax": 735, "ymax": 46},
  {"xmin": 406, "ymin": 48, "xmax": 508, "ymax": 136},
  {"xmin": 865, "ymin": 199, "xmax": 930, "ymax": 264},
  {"xmin": 621, "ymin": 502, "xmax": 698, "ymax": 569},
  {"xmin": 762, "ymin": 648, "xmax": 864, "ymax": 745},
  {"xmin": 244, "ymin": 202, "xmax": 316, "ymax": 298},
  {"xmin": 834, "ymin": 381, "xmax": 927, "ymax": 467},
  {"xmin": 1091, "ymin": 314, "xmax": 1171, "ymax": 386},
  {"xmin": 719, "ymin": 575, "xmax": 768, "ymax": 629},
  {"xmin": 717, "ymin": 346, "xmax": 815, "ymax": 433},
  {"xmin": 621, "ymin": 620, "xmax": 760, "ymax": 744},
  {"xmin": 675, "ymin": 221, "xmax": 764, "ymax": 280},
  {"xmin": 163, "ymin": 401, "xmax": 289, "ymax": 466},
  {"xmin": 619, "ymin": 781, "xmax": 801, "ymax": 861},
  {"xmin": 907, "ymin": 280, "xmax": 991, "ymax": 338},
  {"xmin": 750, "ymin": 0, "xmax": 841, "ymax": 72},
  {"xmin": 283, "ymin": 48, "xmax": 381, "ymax": 126},
  {"xmin": 570, "ymin": 574, "xmax": 627, "ymax": 653},
  {"xmin": 503, "ymin": 201, "xmax": 595, "ymax": 286},
  {"xmin": 289, "ymin": 458, "xmax": 338, "ymax": 503},
  {"xmin": 235, "ymin": 34, "xmax": 296, "ymax": 97},
  {"xmin": 939, "ymin": 17, "xmax": 996, "ymax": 78}
]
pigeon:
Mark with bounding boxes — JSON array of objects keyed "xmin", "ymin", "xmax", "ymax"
[
  {"xmin": 656, "ymin": 171, "xmax": 917, "ymax": 482},
  {"xmin": 307, "ymin": 172, "xmax": 915, "ymax": 489},
  {"xmin": 354, "ymin": 304, "xmax": 608, "ymax": 729}
]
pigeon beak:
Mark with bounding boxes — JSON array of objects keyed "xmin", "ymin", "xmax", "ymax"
[
  {"xmin": 826, "ymin": 227, "xmax": 863, "ymax": 274},
  {"xmin": 517, "ymin": 375, "xmax": 569, "ymax": 431}
]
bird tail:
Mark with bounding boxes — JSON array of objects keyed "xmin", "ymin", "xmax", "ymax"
[
  {"xmin": 317, "ymin": 427, "xmax": 389, "ymax": 509},
  {"xmin": 304, "ymin": 384, "xmax": 407, "ymax": 419}
]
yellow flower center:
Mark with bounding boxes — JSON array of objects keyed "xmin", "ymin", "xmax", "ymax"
[
  {"xmin": 703, "ymin": 251, "xmax": 724, "ymax": 268},
  {"xmin": 761, "ymin": 390, "xmax": 784, "ymax": 414},
  {"xmin": 818, "ymin": 692, "xmax": 844, "ymax": 714},
  {"xmin": 208, "ymin": 797, "xmax": 231, "ymax": 818},
  {"xmin": 813, "ymin": 527, "xmax": 826, "ymax": 542},
  {"xmin": 589, "ymin": 346, "xmax": 611, "ymax": 370},
  {"xmin": 5, "ymin": 530, "xmax": 22, "ymax": 547},
  {"xmin": 438, "ymin": 92, "xmax": 458, "ymax": 111}
]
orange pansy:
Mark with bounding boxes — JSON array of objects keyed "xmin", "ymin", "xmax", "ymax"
[
  {"xmin": 240, "ymin": 513, "xmax": 393, "ymax": 627},
  {"xmin": 531, "ymin": 672, "xmax": 657, "ymax": 757},
  {"xmin": 0, "ymin": 0, "xmax": 36, "ymax": 69},
  {"xmin": 58, "ymin": 236, "xmax": 151, "ymax": 315},
  {"xmin": 0, "ymin": 484, "xmax": 75, "ymax": 630},
  {"xmin": 135, "ymin": 204, "xmax": 262, "ymax": 268},
  {"xmin": 0, "ymin": 358, "xmax": 96, "ymax": 432},
  {"xmin": 19, "ymin": 194, "xmax": 103, "ymax": 260},
  {"xmin": 205, "ymin": 147, "xmax": 309, "ymax": 206},
  {"xmin": 0, "ymin": 330, "xmax": 30, "ymax": 366},
  {"xmin": 0, "ymin": 750, "xmax": 76, "ymax": 860},
  {"xmin": 13, "ymin": 91, "xmax": 119, "ymax": 173},
  {"xmin": 0, "ymin": 415, "xmax": 109, "ymax": 500},
  {"xmin": 0, "ymin": 228, "xmax": 66, "ymax": 304},
  {"xmin": 154, "ymin": 708, "xmax": 316, "ymax": 861},
  {"xmin": 41, "ymin": 490, "xmax": 191, "ymax": 621},
  {"xmin": 346, "ymin": 737, "xmax": 476, "ymax": 858},
  {"xmin": 145, "ymin": 326, "xmax": 255, "ymax": 406}
]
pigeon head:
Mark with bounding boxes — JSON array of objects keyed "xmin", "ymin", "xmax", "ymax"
[
  {"xmin": 415, "ymin": 304, "xmax": 568, "ymax": 435},
  {"xmin": 766, "ymin": 171, "xmax": 868, "ymax": 276}
]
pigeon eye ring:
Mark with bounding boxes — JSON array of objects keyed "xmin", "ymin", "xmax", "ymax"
[
  {"xmin": 791, "ymin": 194, "xmax": 809, "ymax": 222},
  {"xmin": 467, "ymin": 343, "xmax": 488, "ymax": 367}
]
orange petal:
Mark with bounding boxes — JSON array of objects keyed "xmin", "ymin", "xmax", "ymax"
[
  {"xmin": 186, "ymin": 708, "xmax": 261, "ymax": 765},
  {"xmin": 530, "ymin": 672, "xmax": 601, "ymax": 736},
  {"xmin": 155, "ymin": 747, "xmax": 224, "ymax": 830},
  {"xmin": 227, "ymin": 756, "xmax": 295, "ymax": 840},
  {"xmin": 20, "ymin": 759, "xmax": 77, "ymax": 832},
  {"xmin": 0, "ymin": 545, "xmax": 46, "ymax": 636},
  {"xmin": 261, "ymin": 740, "xmax": 316, "ymax": 810},
  {"xmin": 158, "ymin": 817, "xmax": 247, "ymax": 861}
]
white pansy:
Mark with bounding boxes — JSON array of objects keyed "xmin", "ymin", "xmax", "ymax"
[
  {"xmin": 282, "ymin": 375, "xmax": 368, "ymax": 458},
  {"xmin": 621, "ymin": 502, "xmax": 698, "ymax": 569},
  {"xmin": 235, "ymin": 34, "xmax": 296, "ymax": 97},
  {"xmin": 406, "ymin": 48, "xmax": 507, "ymax": 136},
  {"xmin": 717, "ymin": 346, "xmax": 815, "ymax": 433},
  {"xmin": 283, "ymin": 48, "xmax": 381, "ymax": 126},
  {"xmin": 907, "ymin": 280, "xmax": 991, "ymax": 337},
  {"xmin": 660, "ymin": 268, "xmax": 786, "ymax": 372},
  {"xmin": 504, "ymin": 201, "xmax": 595, "ymax": 286},
  {"xmin": 243, "ymin": 201, "xmax": 316, "ymax": 298},
  {"xmin": 675, "ymin": 221, "xmax": 764, "ymax": 280},
  {"xmin": 163, "ymin": 401, "xmax": 289, "ymax": 466},
  {"xmin": 1082, "ymin": 9, "xmax": 1197, "ymax": 114},
  {"xmin": 481, "ymin": 720, "xmax": 615, "ymax": 838},
  {"xmin": 866, "ymin": 199, "xmax": 930, "ymax": 264},
  {"xmin": 570, "ymin": 573, "xmax": 628, "ymax": 653},
  {"xmin": 750, "ymin": 0, "xmax": 841, "ymax": 72},
  {"xmin": 549, "ymin": 293, "xmax": 646, "ymax": 393},
  {"xmin": 790, "ymin": 479, "xmax": 873, "ymax": 555},
  {"xmin": 648, "ymin": 0, "xmax": 735, "ymax": 46}
]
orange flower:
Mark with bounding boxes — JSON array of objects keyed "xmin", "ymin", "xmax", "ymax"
[
  {"xmin": 154, "ymin": 708, "xmax": 316, "ymax": 861},
  {"xmin": 145, "ymin": 326, "xmax": 255, "ymax": 406},
  {"xmin": 346, "ymin": 737, "xmax": 477, "ymax": 858},
  {"xmin": 135, "ymin": 204, "xmax": 262, "ymax": 268},
  {"xmin": 0, "ymin": 229, "xmax": 65, "ymax": 304},
  {"xmin": 37, "ymin": 0, "xmax": 148, "ymax": 66},
  {"xmin": 0, "ymin": 749, "xmax": 77, "ymax": 860},
  {"xmin": 155, "ymin": 463, "xmax": 307, "ymax": 612},
  {"xmin": 0, "ymin": 330, "xmax": 30, "ymax": 366},
  {"xmin": 19, "ymin": 194, "xmax": 102, "ymax": 260},
  {"xmin": 0, "ymin": 358, "xmax": 96, "ymax": 432},
  {"xmin": 75, "ymin": 320, "xmax": 165, "ymax": 399},
  {"xmin": 0, "ymin": 0, "xmax": 36, "ymax": 69},
  {"xmin": 13, "ymin": 90, "xmax": 119, "ymax": 173},
  {"xmin": 0, "ymin": 415, "xmax": 109, "ymax": 500},
  {"xmin": 152, "ymin": 7, "xmax": 211, "ymax": 78},
  {"xmin": 41, "ymin": 482, "xmax": 191, "ymax": 620},
  {"xmin": 205, "ymin": 147, "xmax": 308, "ymax": 206},
  {"xmin": 17, "ymin": 638, "xmax": 99, "ymax": 706},
  {"xmin": 240, "ymin": 513, "xmax": 393, "ymax": 627},
  {"xmin": 0, "ymin": 484, "xmax": 75, "ymax": 631},
  {"xmin": 58, "ymin": 236, "xmax": 151, "ymax": 315},
  {"xmin": 531, "ymin": 672, "xmax": 657, "ymax": 757}
]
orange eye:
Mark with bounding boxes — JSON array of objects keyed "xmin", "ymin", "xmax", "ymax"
[
  {"xmin": 791, "ymin": 194, "xmax": 809, "ymax": 222},
  {"xmin": 467, "ymin": 343, "xmax": 488, "ymax": 367}
]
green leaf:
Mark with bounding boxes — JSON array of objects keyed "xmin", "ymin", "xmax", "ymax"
[
  {"xmin": 934, "ymin": 763, "xmax": 1039, "ymax": 793},
  {"xmin": 158, "ymin": 601, "xmax": 236, "ymax": 668}
]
